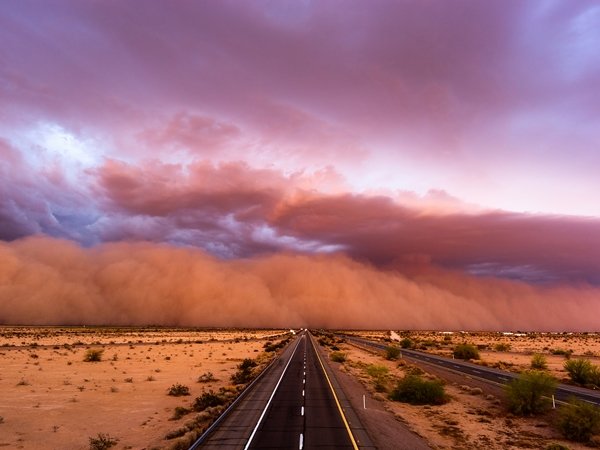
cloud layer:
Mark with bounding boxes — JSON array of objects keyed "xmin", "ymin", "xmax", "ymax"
[
  {"xmin": 1, "ymin": 236, "xmax": 599, "ymax": 330},
  {"xmin": 1, "ymin": 1, "xmax": 599, "ymax": 328}
]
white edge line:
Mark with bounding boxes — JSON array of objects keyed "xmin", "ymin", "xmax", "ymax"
[
  {"xmin": 243, "ymin": 334, "xmax": 304, "ymax": 450},
  {"xmin": 299, "ymin": 433, "xmax": 304, "ymax": 449}
]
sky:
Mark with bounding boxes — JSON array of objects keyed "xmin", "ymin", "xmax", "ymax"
[{"xmin": 1, "ymin": 1, "xmax": 599, "ymax": 329}]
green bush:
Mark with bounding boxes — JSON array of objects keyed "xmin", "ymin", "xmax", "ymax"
[
  {"xmin": 505, "ymin": 370, "xmax": 556, "ymax": 416},
  {"xmin": 551, "ymin": 348, "xmax": 573, "ymax": 358},
  {"xmin": 366, "ymin": 364, "xmax": 389, "ymax": 378},
  {"xmin": 83, "ymin": 349, "xmax": 104, "ymax": 362},
  {"xmin": 453, "ymin": 343, "xmax": 480, "ymax": 360},
  {"xmin": 385, "ymin": 345, "xmax": 401, "ymax": 360},
  {"xmin": 89, "ymin": 433, "xmax": 118, "ymax": 450},
  {"xmin": 389, "ymin": 374, "xmax": 447, "ymax": 405},
  {"xmin": 366, "ymin": 365, "xmax": 389, "ymax": 392},
  {"xmin": 192, "ymin": 390, "xmax": 227, "ymax": 411},
  {"xmin": 557, "ymin": 398, "xmax": 600, "ymax": 442},
  {"xmin": 400, "ymin": 338, "xmax": 413, "ymax": 349},
  {"xmin": 531, "ymin": 353, "xmax": 548, "ymax": 370},
  {"xmin": 564, "ymin": 358, "xmax": 600, "ymax": 386},
  {"xmin": 167, "ymin": 383, "xmax": 190, "ymax": 397},
  {"xmin": 330, "ymin": 351, "xmax": 347, "ymax": 363}
]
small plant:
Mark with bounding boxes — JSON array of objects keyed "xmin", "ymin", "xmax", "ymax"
[
  {"xmin": 171, "ymin": 406, "xmax": 191, "ymax": 420},
  {"xmin": 124, "ymin": 377, "xmax": 133, "ymax": 383},
  {"xmin": 89, "ymin": 433, "xmax": 118, "ymax": 450},
  {"xmin": 198, "ymin": 372, "xmax": 217, "ymax": 383},
  {"xmin": 330, "ymin": 351, "xmax": 347, "ymax": 363},
  {"xmin": 83, "ymin": 349, "xmax": 104, "ymax": 362},
  {"xmin": 389, "ymin": 374, "xmax": 447, "ymax": 405},
  {"xmin": 366, "ymin": 365, "xmax": 389, "ymax": 392},
  {"xmin": 146, "ymin": 375, "xmax": 155, "ymax": 381},
  {"xmin": 551, "ymin": 348, "xmax": 573, "ymax": 358},
  {"xmin": 558, "ymin": 398, "xmax": 600, "ymax": 443},
  {"xmin": 564, "ymin": 358, "xmax": 600, "ymax": 386},
  {"xmin": 531, "ymin": 353, "xmax": 548, "ymax": 370},
  {"xmin": 231, "ymin": 359, "xmax": 258, "ymax": 384},
  {"xmin": 385, "ymin": 345, "xmax": 401, "ymax": 360},
  {"xmin": 453, "ymin": 343, "xmax": 480, "ymax": 360},
  {"xmin": 494, "ymin": 343, "xmax": 511, "ymax": 352},
  {"xmin": 16, "ymin": 378, "xmax": 29, "ymax": 386},
  {"xmin": 400, "ymin": 338, "xmax": 413, "ymax": 349},
  {"xmin": 546, "ymin": 444, "xmax": 569, "ymax": 450},
  {"xmin": 505, "ymin": 370, "xmax": 556, "ymax": 416},
  {"xmin": 192, "ymin": 390, "xmax": 227, "ymax": 411},
  {"xmin": 0, "ymin": 416, "xmax": 4, "ymax": 424},
  {"xmin": 167, "ymin": 383, "xmax": 190, "ymax": 397}
]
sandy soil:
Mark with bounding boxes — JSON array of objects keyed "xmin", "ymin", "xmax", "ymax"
[
  {"xmin": 0, "ymin": 327, "xmax": 288, "ymax": 450},
  {"xmin": 330, "ymin": 332, "xmax": 596, "ymax": 450}
]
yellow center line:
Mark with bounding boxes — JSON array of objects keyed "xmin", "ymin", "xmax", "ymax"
[{"xmin": 310, "ymin": 335, "xmax": 360, "ymax": 450}]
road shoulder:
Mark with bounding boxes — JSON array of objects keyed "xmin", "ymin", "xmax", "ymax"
[{"xmin": 312, "ymin": 336, "xmax": 431, "ymax": 450}]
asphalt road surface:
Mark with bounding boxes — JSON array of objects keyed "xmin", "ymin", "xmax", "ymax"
[
  {"xmin": 344, "ymin": 335, "xmax": 600, "ymax": 407},
  {"xmin": 197, "ymin": 332, "xmax": 360, "ymax": 449}
]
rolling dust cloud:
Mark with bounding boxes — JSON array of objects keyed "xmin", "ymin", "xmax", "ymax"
[{"xmin": 1, "ymin": 236, "xmax": 599, "ymax": 331}]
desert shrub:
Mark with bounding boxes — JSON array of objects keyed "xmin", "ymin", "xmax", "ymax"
[
  {"xmin": 263, "ymin": 338, "xmax": 289, "ymax": 352},
  {"xmin": 83, "ymin": 349, "xmax": 104, "ymax": 362},
  {"xmin": 546, "ymin": 444, "xmax": 569, "ymax": 450},
  {"xmin": 165, "ymin": 427, "xmax": 188, "ymax": 440},
  {"xmin": 330, "ymin": 351, "xmax": 347, "ymax": 363},
  {"xmin": 171, "ymin": 406, "xmax": 191, "ymax": 420},
  {"xmin": 453, "ymin": 343, "xmax": 480, "ymax": 360},
  {"xmin": 389, "ymin": 374, "xmax": 447, "ymax": 405},
  {"xmin": 505, "ymin": 370, "xmax": 556, "ymax": 416},
  {"xmin": 564, "ymin": 358, "xmax": 600, "ymax": 386},
  {"xmin": 197, "ymin": 372, "xmax": 217, "ymax": 383},
  {"xmin": 551, "ymin": 348, "xmax": 573, "ymax": 358},
  {"xmin": 531, "ymin": 353, "xmax": 548, "ymax": 370},
  {"xmin": 366, "ymin": 364, "xmax": 389, "ymax": 378},
  {"xmin": 366, "ymin": 365, "xmax": 389, "ymax": 392},
  {"xmin": 385, "ymin": 345, "xmax": 401, "ymax": 360},
  {"xmin": 557, "ymin": 398, "xmax": 600, "ymax": 442},
  {"xmin": 192, "ymin": 390, "xmax": 227, "ymax": 411},
  {"xmin": 231, "ymin": 358, "xmax": 258, "ymax": 384},
  {"xmin": 89, "ymin": 433, "xmax": 118, "ymax": 450},
  {"xmin": 494, "ymin": 343, "xmax": 511, "ymax": 352},
  {"xmin": 400, "ymin": 338, "xmax": 413, "ymax": 349},
  {"xmin": 167, "ymin": 383, "xmax": 190, "ymax": 397},
  {"xmin": 0, "ymin": 416, "xmax": 4, "ymax": 424}
]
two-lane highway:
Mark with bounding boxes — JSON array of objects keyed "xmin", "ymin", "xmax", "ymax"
[
  {"xmin": 247, "ymin": 332, "xmax": 357, "ymax": 449},
  {"xmin": 197, "ymin": 331, "xmax": 363, "ymax": 449}
]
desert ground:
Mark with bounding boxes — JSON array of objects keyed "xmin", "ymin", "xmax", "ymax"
[
  {"xmin": 0, "ymin": 327, "xmax": 288, "ymax": 450},
  {"xmin": 329, "ymin": 330, "xmax": 600, "ymax": 449},
  {"xmin": 2, "ymin": 327, "xmax": 599, "ymax": 450}
]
